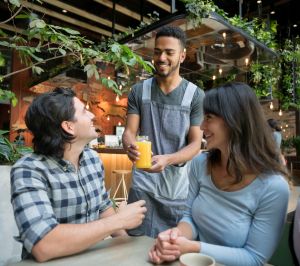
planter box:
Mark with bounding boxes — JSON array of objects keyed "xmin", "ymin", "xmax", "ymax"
[{"xmin": 0, "ymin": 165, "xmax": 22, "ymax": 265}]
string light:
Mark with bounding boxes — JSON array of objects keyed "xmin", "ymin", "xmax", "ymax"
[
  {"xmin": 245, "ymin": 58, "xmax": 249, "ymax": 66},
  {"xmin": 118, "ymin": 122, "xmax": 121, "ymax": 126},
  {"xmin": 222, "ymin": 32, "xmax": 226, "ymax": 39},
  {"xmin": 119, "ymin": 85, "xmax": 122, "ymax": 90},
  {"xmin": 279, "ymin": 109, "xmax": 283, "ymax": 116},
  {"xmin": 107, "ymin": 116, "xmax": 110, "ymax": 121},
  {"xmin": 257, "ymin": 0, "xmax": 262, "ymax": 3},
  {"xmin": 212, "ymin": 75, "xmax": 216, "ymax": 80},
  {"xmin": 269, "ymin": 102, "xmax": 274, "ymax": 110},
  {"xmin": 85, "ymin": 102, "xmax": 90, "ymax": 110},
  {"xmin": 108, "ymin": 76, "xmax": 111, "ymax": 80},
  {"xmin": 218, "ymin": 68, "xmax": 223, "ymax": 75},
  {"xmin": 116, "ymin": 95, "xmax": 120, "ymax": 102}
]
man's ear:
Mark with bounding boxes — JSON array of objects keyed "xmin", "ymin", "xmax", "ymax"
[
  {"xmin": 180, "ymin": 48, "xmax": 186, "ymax": 63},
  {"xmin": 61, "ymin": 121, "xmax": 74, "ymax": 135}
]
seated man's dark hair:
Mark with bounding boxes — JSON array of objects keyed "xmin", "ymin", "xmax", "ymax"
[
  {"xmin": 25, "ymin": 87, "xmax": 76, "ymax": 158},
  {"xmin": 155, "ymin": 25, "xmax": 186, "ymax": 49}
]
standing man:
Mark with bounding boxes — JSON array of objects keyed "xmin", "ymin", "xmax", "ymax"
[
  {"xmin": 11, "ymin": 88, "xmax": 146, "ymax": 262},
  {"xmin": 122, "ymin": 26, "xmax": 204, "ymax": 237}
]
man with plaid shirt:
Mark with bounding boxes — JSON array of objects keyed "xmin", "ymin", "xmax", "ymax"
[{"xmin": 11, "ymin": 88, "xmax": 146, "ymax": 262}]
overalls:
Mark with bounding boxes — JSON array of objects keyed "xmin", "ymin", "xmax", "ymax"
[{"xmin": 128, "ymin": 77, "xmax": 197, "ymax": 237}]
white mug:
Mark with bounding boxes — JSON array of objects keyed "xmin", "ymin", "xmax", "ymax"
[{"xmin": 180, "ymin": 253, "xmax": 216, "ymax": 266}]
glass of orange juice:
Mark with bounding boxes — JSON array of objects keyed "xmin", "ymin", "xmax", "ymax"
[{"xmin": 135, "ymin": 136, "xmax": 152, "ymax": 169}]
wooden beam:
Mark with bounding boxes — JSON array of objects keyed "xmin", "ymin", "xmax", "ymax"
[
  {"xmin": 93, "ymin": 0, "xmax": 150, "ymax": 23},
  {"xmin": 146, "ymin": 0, "xmax": 171, "ymax": 12},
  {"xmin": 40, "ymin": 0, "xmax": 127, "ymax": 33},
  {"xmin": 20, "ymin": 1, "xmax": 112, "ymax": 37},
  {"xmin": 0, "ymin": 24, "xmax": 24, "ymax": 35}
]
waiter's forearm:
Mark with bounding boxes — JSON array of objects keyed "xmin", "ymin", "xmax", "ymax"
[{"xmin": 165, "ymin": 140, "xmax": 201, "ymax": 165}]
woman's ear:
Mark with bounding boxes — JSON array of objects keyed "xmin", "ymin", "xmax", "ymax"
[{"xmin": 61, "ymin": 121, "xmax": 74, "ymax": 135}]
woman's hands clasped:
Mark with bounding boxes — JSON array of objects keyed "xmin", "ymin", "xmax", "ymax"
[{"xmin": 148, "ymin": 227, "xmax": 196, "ymax": 264}]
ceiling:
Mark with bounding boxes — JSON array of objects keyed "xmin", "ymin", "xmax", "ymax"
[
  {"xmin": 0, "ymin": 0, "xmax": 299, "ymax": 44},
  {"xmin": 0, "ymin": 0, "xmax": 299, "ymax": 90}
]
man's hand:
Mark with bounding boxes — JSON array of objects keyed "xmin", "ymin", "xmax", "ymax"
[
  {"xmin": 126, "ymin": 144, "xmax": 140, "ymax": 163},
  {"xmin": 116, "ymin": 200, "xmax": 147, "ymax": 230},
  {"xmin": 145, "ymin": 154, "xmax": 171, "ymax": 173}
]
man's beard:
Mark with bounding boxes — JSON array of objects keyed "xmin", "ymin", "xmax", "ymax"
[{"xmin": 155, "ymin": 60, "xmax": 180, "ymax": 77}]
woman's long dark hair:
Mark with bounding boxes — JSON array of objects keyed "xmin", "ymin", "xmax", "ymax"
[
  {"xmin": 25, "ymin": 87, "xmax": 76, "ymax": 158},
  {"xmin": 204, "ymin": 82, "xmax": 288, "ymax": 182}
]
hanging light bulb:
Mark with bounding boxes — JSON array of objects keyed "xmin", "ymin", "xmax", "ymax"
[
  {"xmin": 245, "ymin": 58, "xmax": 249, "ymax": 66},
  {"xmin": 269, "ymin": 102, "xmax": 274, "ymax": 110},
  {"xmin": 116, "ymin": 95, "xmax": 119, "ymax": 102},
  {"xmin": 212, "ymin": 75, "xmax": 216, "ymax": 80},
  {"xmin": 107, "ymin": 116, "xmax": 110, "ymax": 121},
  {"xmin": 279, "ymin": 109, "xmax": 283, "ymax": 116}
]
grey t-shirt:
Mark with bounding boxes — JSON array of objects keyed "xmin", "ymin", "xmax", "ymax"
[{"xmin": 127, "ymin": 78, "xmax": 205, "ymax": 126}]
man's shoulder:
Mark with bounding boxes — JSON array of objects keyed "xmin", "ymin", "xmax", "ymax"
[{"xmin": 13, "ymin": 152, "xmax": 45, "ymax": 168}]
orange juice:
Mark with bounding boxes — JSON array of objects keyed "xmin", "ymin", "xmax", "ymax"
[{"xmin": 135, "ymin": 140, "xmax": 151, "ymax": 169}]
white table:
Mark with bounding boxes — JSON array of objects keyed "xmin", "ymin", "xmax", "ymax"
[{"xmin": 9, "ymin": 236, "xmax": 180, "ymax": 266}]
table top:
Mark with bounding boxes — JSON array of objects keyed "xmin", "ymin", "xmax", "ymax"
[{"xmin": 9, "ymin": 236, "xmax": 180, "ymax": 266}]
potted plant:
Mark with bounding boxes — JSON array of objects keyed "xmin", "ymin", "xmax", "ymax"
[{"xmin": 291, "ymin": 136, "xmax": 300, "ymax": 158}]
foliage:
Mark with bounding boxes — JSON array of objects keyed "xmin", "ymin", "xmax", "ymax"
[
  {"xmin": 0, "ymin": 0, "xmax": 154, "ymax": 102},
  {"xmin": 0, "ymin": 130, "xmax": 32, "ymax": 164},
  {"xmin": 179, "ymin": 0, "xmax": 300, "ymax": 109},
  {"xmin": 249, "ymin": 62, "xmax": 280, "ymax": 99},
  {"xmin": 228, "ymin": 16, "xmax": 278, "ymax": 50},
  {"xmin": 283, "ymin": 136, "xmax": 300, "ymax": 157},
  {"xmin": 278, "ymin": 38, "xmax": 300, "ymax": 110},
  {"xmin": 179, "ymin": 0, "xmax": 226, "ymax": 27}
]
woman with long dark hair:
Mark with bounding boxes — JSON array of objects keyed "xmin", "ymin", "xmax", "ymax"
[{"xmin": 149, "ymin": 82, "xmax": 290, "ymax": 266}]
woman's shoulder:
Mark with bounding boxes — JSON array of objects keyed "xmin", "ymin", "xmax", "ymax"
[
  {"xmin": 258, "ymin": 172, "xmax": 290, "ymax": 196},
  {"xmin": 192, "ymin": 151, "xmax": 209, "ymax": 164}
]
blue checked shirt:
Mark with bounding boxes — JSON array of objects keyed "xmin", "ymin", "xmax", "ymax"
[{"xmin": 11, "ymin": 148, "xmax": 112, "ymax": 258}]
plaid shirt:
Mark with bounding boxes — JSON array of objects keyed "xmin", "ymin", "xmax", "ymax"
[{"xmin": 11, "ymin": 148, "xmax": 112, "ymax": 258}]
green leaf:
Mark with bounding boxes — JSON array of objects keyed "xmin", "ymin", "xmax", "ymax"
[
  {"xmin": 32, "ymin": 66, "xmax": 44, "ymax": 75},
  {"xmin": 0, "ymin": 56, "xmax": 5, "ymax": 67},
  {"xmin": 58, "ymin": 48, "xmax": 66, "ymax": 56},
  {"xmin": 15, "ymin": 14, "xmax": 30, "ymax": 19},
  {"xmin": 11, "ymin": 97, "xmax": 18, "ymax": 107},
  {"xmin": 9, "ymin": 0, "xmax": 21, "ymax": 7},
  {"xmin": 63, "ymin": 28, "xmax": 80, "ymax": 35}
]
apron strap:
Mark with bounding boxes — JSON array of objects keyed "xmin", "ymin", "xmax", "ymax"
[
  {"xmin": 142, "ymin": 78, "xmax": 153, "ymax": 101},
  {"xmin": 181, "ymin": 82, "xmax": 197, "ymax": 107}
]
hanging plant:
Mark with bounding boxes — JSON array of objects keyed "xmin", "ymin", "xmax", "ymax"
[
  {"xmin": 277, "ymin": 38, "xmax": 300, "ymax": 110},
  {"xmin": 0, "ymin": 0, "xmax": 154, "ymax": 102},
  {"xmin": 179, "ymin": 0, "xmax": 226, "ymax": 27}
]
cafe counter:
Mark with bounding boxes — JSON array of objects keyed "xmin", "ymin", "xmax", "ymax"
[{"xmin": 93, "ymin": 147, "xmax": 132, "ymax": 196}]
